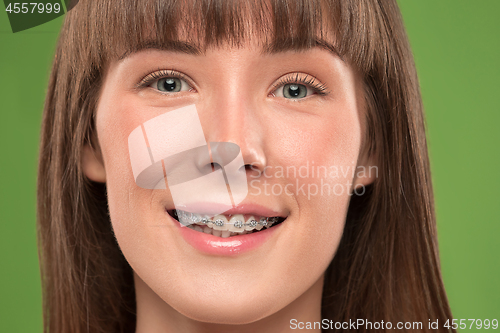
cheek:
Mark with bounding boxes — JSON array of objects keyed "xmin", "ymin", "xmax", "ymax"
[
  {"xmin": 270, "ymin": 102, "xmax": 361, "ymax": 166},
  {"xmin": 96, "ymin": 88, "xmax": 188, "ymax": 192},
  {"xmin": 265, "ymin": 104, "xmax": 362, "ymax": 265},
  {"xmin": 95, "ymin": 95, "xmax": 176, "ymax": 249},
  {"xmin": 269, "ymin": 104, "xmax": 362, "ymax": 191},
  {"xmin": 98, "ymin": 94, "xmax": 146, "ymax": 175}
]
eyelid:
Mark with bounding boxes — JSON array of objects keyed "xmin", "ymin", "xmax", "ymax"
[
  {"xmin": 270, "ymin": 73, "xmax": 329, "ymax": 97},
  {"xmin": 136, "ymin": 69, "xmax": 195, "ymax": 90}
]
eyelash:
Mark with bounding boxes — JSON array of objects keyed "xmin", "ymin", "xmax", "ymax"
[
  {"xmin": 137, "ymin": 69, "xmax": 192, "ymax": 90},
  {"xmin": 270, "ymin": 73, "xmax": 329, "ymax": 97},
  {"xmin": 137, "ymin": 70, "xmax": 329, "ymax": 97}
]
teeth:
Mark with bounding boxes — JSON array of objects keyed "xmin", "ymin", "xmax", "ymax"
[
  {"xmin": 212, "ymin": 215, "xmax": 228, "ymax": 231},
  {"xmin": 173, "ymin": 210, "xmax": 283, "ymax": 236},
  {"xmin": 245, "ymin": 216, "xmax": 258, "ymax": 231},
  {"xmin": 191, "ymin": 213, "xmax": 202, "ymax": 223},
  {"xmin": 229, "ymin": 214, "xmax": 245, "ymax": 233},
  {"xmin": 265, "ymin": 217, "xmax": 277, "ymax": 228},
  {"xmin": 177, "ymin": 211, "xmax": 191, "ymax": 226}
]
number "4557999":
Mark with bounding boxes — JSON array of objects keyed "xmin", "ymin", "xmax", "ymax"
[{"xmin": 5, "ymin": 2, "xmax": 61, "ymax": 14}]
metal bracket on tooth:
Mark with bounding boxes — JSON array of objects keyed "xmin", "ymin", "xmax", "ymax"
[{"xmin": 176, "ymin": 210, "xmax": 280, "ymax": 228}]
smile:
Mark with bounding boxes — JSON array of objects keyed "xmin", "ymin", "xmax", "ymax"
[{"xmin": 167, "ymin": 209, "xmax": 286, "ymax": 238}]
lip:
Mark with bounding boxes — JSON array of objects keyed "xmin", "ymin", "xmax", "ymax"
[{"xmin": 166, "ymin": 203, "xmax": 286, "ymax": 256}]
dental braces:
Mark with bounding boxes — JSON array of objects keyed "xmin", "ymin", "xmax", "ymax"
[{"xmin": 175, "ymin": 210, "xmax": 280, "ymax": 228}]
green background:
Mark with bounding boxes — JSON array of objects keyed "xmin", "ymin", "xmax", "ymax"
[{"xmin": 0, "ymin": 1, "xmax": 498, "ymax": 331}]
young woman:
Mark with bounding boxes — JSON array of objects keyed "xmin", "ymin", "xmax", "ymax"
[{"xmin": 37, "ymin": 0, "xmax": 455, "ymax": 331}]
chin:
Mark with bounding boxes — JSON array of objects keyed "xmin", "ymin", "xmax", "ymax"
[{"xmin": 164, "ymin": 287, "xmax": 279, "ymax": 324}]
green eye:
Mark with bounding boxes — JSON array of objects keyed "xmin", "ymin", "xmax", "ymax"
[
  {"xmin": 271, "ymin": 73, "xmax": 328, "ymax": 100},
  {"xmin": 273, "ymin": 82, "xmax": 317, "ymax": 100},
  {"xmin": 157, "ymin": 78, "xmax": 182, "ymax": 92},
  {"xmin": 147, "ymin": 75, "xmax": 192, "ymax": 93},
  {"xmin": 283, "ymin": 84, "xmax": 308, "ymax": 99}
]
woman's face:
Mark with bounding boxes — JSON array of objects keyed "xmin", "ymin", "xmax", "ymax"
[{"xmin": 86, "ymin": 38, "xmax": 373, "ymax": 324}]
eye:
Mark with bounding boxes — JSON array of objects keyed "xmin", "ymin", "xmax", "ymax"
[
  {"xmin": 271, "ymin": 73, "xmax": 328, "ymax": 100},
  {"xmin": 276, "ymin": 84, "xmax": 312, "ymax": 99},
  {"xmin": 138, "ymin": 70, "xmax": 194, "ymax": 94},
  {"xmin": 152, "ymin": 77, "xmax": 191, "ymax": 93}
]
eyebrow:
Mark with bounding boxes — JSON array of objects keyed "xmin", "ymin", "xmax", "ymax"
[{"xmin": 120, "ymin": 38, "xmax": 342, "ymax": 60}]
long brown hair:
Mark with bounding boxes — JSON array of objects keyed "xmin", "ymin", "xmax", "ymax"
[{"xmin": 37, "ymin": 0, "xmax": 454, "ymax": 331}]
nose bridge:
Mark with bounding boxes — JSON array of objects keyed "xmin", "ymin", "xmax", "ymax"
[
  {"xmin": 210, "ymin": 58, "xmax": 251, "ymax": 133},
  {"xmin": 201, "ymin": 81, "xmax": 266, "ymax": 170},
  {"xmin": 214, "ymin": 92, "xmax": 250, "ymax": 139},
  {"xmin": 195, "ymin": 46, "xmax": 268, "ymax": 171}
]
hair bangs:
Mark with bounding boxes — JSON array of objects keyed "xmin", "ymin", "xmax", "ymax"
[{"xmin": 66, "ymin": 0, "xmax": 379, "ymax": 71}]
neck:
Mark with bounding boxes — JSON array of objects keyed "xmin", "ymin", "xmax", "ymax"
[{"xmin": 134, "ymin": 273, "xmax": 324, "ymax": 333}]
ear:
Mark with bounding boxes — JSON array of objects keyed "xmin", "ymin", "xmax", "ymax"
[
  {"xmin": 353, "ymin": 151, "xmax": 378, "ymax": 190},
  {"xmin": 82, "ymin": 144, "xmax": 106, "ymax": 182}
]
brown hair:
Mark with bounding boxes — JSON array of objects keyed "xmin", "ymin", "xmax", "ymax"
[{"xmin": 37, "ymin": 0, "xmax": 454, "ymax": 332}]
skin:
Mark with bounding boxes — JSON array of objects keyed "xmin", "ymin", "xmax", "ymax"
[{"xmin": 83, "ymin": 40, "xmax": 375, "ymax": 332}]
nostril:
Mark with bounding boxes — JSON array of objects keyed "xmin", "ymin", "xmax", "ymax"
[
  {"xmin": 211, "ymin": 162, "xmax": 222, "ymax": 171},
  {"xmin": 242, "ymin": 163, "xmax": 259, "ymax": 174}
]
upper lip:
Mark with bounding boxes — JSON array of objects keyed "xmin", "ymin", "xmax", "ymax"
[{"xmin": 167, "ymin": 202, "xmax": 288, "ymax": 218}]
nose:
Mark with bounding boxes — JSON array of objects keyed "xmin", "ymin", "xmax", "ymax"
[{"xmin": 199, "ymin": 96, "xmax": 267, "ymax": 176}]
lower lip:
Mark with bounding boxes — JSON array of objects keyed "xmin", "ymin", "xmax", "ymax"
[{"xmin": 171, "ymin": 214, "xmax": 281, "ymax": 256}]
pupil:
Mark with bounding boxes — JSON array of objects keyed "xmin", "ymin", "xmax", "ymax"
[
  {"xmin": 163, "ymin": 78, "xmax": 176, "ymax": 91},
  {"xmin": 289, "ymin": 85, "xmax": 300, "ymax": 96},
  {"xmin": 159, "ymin": 78, "xmax": 180, "ymax": 92},
  {"xmin": 284, "ymin": 84, "xmax": 306, "ymax": 99}
]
